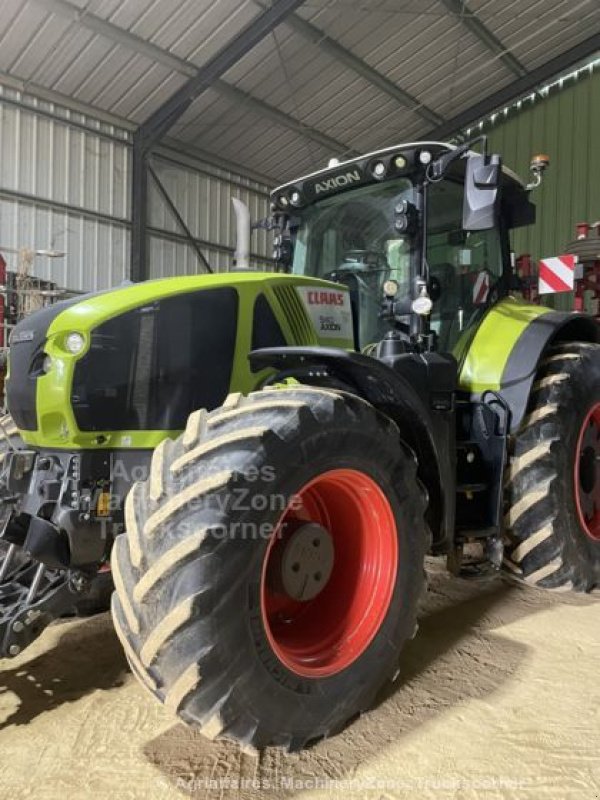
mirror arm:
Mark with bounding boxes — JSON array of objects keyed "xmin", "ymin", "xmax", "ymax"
[{"xmin": 428, "ymin": 134, "xmax": 488, "ymax": 182}]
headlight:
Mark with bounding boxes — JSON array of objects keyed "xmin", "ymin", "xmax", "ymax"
[
  {"xmin": 383, "ymin": 279, "xmax": 399, "ymax": 298},
  {"xmin": 412, "ymin": 296, "xmax": 433, "ymax": 316},
  {"xmin": 372, "ymin": 161, "xmax": 386, "ymax": 178},
  {"xmin": 42, "ymin": 354, "xmax": 53, "ymax": 373},
  {"xmin": 65, "ymin": 332, "xmax": 85, "ymax": 354}
]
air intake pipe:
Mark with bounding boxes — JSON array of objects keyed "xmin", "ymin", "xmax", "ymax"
[{"xmin": 232, "ymin": 198, "xmax": 251, "ymax": 270}]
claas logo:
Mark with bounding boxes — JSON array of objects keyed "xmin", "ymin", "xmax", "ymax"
[{"xmin": 306, "ymin": 291, "xmax": 345, "ymax": 306}]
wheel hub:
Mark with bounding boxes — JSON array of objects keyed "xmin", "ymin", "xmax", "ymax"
[{"xmin": 272, "ymin": 522, "xmax": 334, "ymax": 601}]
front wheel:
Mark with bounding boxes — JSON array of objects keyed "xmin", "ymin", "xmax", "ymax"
[
  {"xmin": 111, "ymin": 387, "xmax": 428, "ymax": 750},
  {"xmin": 504, "ymin": 342, "xmax": 600, "ymax": 591}
]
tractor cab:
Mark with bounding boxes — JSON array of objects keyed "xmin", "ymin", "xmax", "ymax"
[
  {"xmin": 270, "ymin": 141, "xmax": 535, "ymax": 357},
  {"xmin": 264, "ymin": 140, "xmax": 545, "ymax": 567}
]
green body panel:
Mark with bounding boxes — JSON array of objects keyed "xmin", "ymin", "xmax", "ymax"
[
  {"xmin": 458, "ymin": 296, "xmax": 552, "ymax": 393},
  {"xmin": 19, "ymin": 272, "xmax": 353, "ymax": 450}
]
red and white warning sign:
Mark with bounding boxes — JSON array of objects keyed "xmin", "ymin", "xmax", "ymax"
[
  {"xmin": 472, "ymin": 270, "xmax": 491, "ymax": 305},
  {"xmin": 538, "ymin": 255, "xmax": 577, "ymax": 294}
]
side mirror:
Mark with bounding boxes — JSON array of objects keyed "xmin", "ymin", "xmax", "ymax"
[
  {"xmin": 462, "ymin": 153, "xmax": 501, "ymax": 231},
  {"xmin": 427, "ymin": 275, "xmax": 442, "ymax": 303}
]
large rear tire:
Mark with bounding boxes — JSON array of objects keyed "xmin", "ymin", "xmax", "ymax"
[
  {"xmin": 504, "ymin": 342, "xmax": 600, "ymax": 591},
  {"xmin": 111, "ymin": 387, "xmax": 428, "ymax": 750}
]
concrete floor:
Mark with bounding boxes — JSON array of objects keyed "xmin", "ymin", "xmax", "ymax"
[{"xmin": 0, "ymin": 560, "xmax": 599, "ymax": 800}]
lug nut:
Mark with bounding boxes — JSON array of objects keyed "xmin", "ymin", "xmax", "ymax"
[
  {"xmin": 9, "ymin": 645, "xmax": 20, "ymax": 656},
  {"xmin": 12, "ymin": 621, "xmax": 24, "ymax": 632}
]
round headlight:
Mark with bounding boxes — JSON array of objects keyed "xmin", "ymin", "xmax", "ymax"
[
  {"xmin": 419, "ymin": 150, "xmax": 432, "ymax": 165},
  {"xmin": 412, "ymin": 296, "xmax": 433, "ymax": 316},
  {"xmin": 372, "ymin": 161, "xmax": 386, "ymax": 178},
  {"xmin": 383, "ymin": 279, "xmax": 399, "ymax": 298},
  {"xmin": 65, "ymin": 332, "xmax": 85, "ymax": 355},
  {"xmin": 290, "ymin": 190, "xmax": 302, "ymax": 206},
  {"xmin": 42, "ymin": 354, "xmax": 53, "ymax": 373}
]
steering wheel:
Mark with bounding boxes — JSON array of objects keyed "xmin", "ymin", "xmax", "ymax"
[{"xmin": 323, "ymin": 250, "xmax": 389, "ymax": 284}]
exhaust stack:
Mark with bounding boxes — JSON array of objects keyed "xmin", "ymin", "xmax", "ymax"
[{"xmin": 232, "ymin": 198, "xmax": 250, "ymax": 270}]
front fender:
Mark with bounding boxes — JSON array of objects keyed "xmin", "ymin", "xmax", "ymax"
[{"xmin": 249, "ymin": 346, "xmax": 453, "ymax": 551}]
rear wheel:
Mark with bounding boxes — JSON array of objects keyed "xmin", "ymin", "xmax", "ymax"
[
  {"xmin": 504, "ymin": 342, "xmax": 600, "ymax": 591},
  {"xmin": 111, "ymin": 387, "xmax": 428, "ymax": 750}
]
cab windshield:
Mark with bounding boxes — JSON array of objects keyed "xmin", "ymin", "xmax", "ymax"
[
  {"xmin": 291, "ymin": 176, "xmax": 505, "ymax": 352},
  {"xmin": 291, "ymin": 179, "xmax": 414, "ymax": 347}
]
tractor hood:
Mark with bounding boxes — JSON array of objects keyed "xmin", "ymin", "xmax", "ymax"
[{"xmin": 6, "ymin": 272, "xmax": 354, "ymax": 450}]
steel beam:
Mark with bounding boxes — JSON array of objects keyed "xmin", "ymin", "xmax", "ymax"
[
  {"xmin": 148, "ymin": 163, "xmax": 212, "ymax": 273},
  {"xmin": 0, "ymin": 187, "xmax": 269, "ymax": 262},
  {"xmin": 0, "ymin": 88, "xmax": 275, "ymax": 188},
  {"xmin": 155, "ymin": 145, "xmax": 273, "ymax": 192},
  {"xmin": 130, "ymin": 133, "xmax": 149, "ymax": 283},
  {"xmin": 439, "ymin": 0, "xmax": 526, "ymax": 78},
  {"xmin": 31, "ymin": 0, "xmax": 197, "ymax": 77},
  {"xmin": 281, "ymin": 12, "xmax": 444, "ymax": 127},
  {"xmin": 130, "ymin": 0, "xmax": 305, "ymax": 280},
  {"xmin": 0, "ymin": 91, "xmax": 128, "ymax": 145},
  {"xmin": 0, "ymin": 186, "xmax": 129, "ymax": 227},
  {"xmin": 212, "ymin": 80, "xmax": 354, "ymax": 155},
  {"xmin": 29, "ymin": 0, "xmax": 351, "ymax": 158},
  {"xmin": 31, "ymin": 0, "xmax": 347, "ymax": 159},
  {"xmin": 428, "ymin": 34, "xmax": 600, "ymax": 140},
  {"xmin": 138, "ymin": 0, "xmax": 307, "ymax": 148}
]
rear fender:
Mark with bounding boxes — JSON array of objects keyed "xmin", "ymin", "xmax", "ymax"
[
  {"xmin": 249, "ymin": 346, "xmax": 452, "ymax": 550},
  {"xmin": 500, "ymin": 312, "xmax": 598, "ymax": 431},
  {"xmin": 460, "ymin": 298, "xmax": 599, "ymax": 432}
]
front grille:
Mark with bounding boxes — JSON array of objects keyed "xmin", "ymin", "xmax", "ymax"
[
  {"xmin": 272, "ymin": 285, "xmax": 317, "ymax": 344},
  {"xmin": 6, "ymin": 299, "xmax": 79, "ymax": 431}
]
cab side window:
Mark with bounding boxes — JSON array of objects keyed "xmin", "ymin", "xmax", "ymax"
[{"xmin": 427, "ymin": 180, "xmax": 504, "ymax": 354}]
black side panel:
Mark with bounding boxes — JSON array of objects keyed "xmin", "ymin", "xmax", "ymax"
[
  {"xmin": 500, "ymin": 311, "xmax": 599, "ymax": 431},
  {"xmin": 72, "ymin": 287, "xmax": 238, "ymax": 432},
  {"xmin": 7, "ymin": 295, "xmax": 90, "ymax": 430}
]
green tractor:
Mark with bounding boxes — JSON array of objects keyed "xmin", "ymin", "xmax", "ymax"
[{"xmin": 1, "ymin": 140, "xmax": 599, "ymax": 751}]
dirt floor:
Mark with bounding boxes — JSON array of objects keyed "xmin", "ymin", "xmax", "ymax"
[{"xmin": 0, "ymin": 560, "xmax": 599, "ymax": 800}]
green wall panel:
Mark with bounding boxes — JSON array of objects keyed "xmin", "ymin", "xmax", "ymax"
[
  {"xmin": 482, "ymin": 66, "xmax": 600, "ymax": 262},
  {"xmin": 478, "ymin": 65, "xmax": 599, "ymax": 311}
]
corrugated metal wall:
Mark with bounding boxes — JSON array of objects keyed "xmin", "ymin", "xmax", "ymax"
[
  {"xmin": 148, "ymin": 156, "xmax": 271, "ymax": 277},
  {"xmin": 3, "ymin": 62, "xmax": 596, "ymax": 295},
  {"xmin": 477, "ymin": 62, "xmax": 600, "ymax": 263},
  {"xmin": 0, "ymin": 82, "xmax": 271, "ymax": 293}
]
